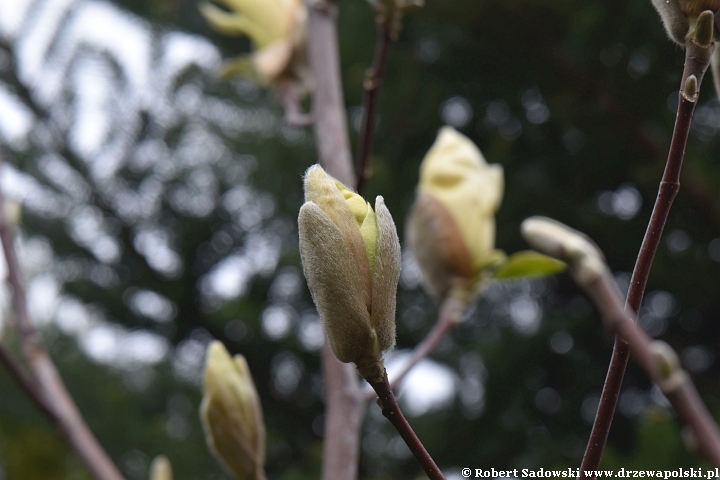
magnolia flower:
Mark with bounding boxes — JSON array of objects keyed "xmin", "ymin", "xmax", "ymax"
[
  {"xmin": 199, "ymin": 0, "xmax": 309, "ymax": 95},
  {"xmin": 298, "ymin": 165, "xmax": 401, "ymax": 379},
  {"xmin": 406, "ymin": 126, "xmax": 504, "ymax": 298},
  {"xmin": 200, "ymin": 341, "xmax": 266, "ymax": 480}
]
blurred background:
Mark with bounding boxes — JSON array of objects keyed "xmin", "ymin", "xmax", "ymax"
[{"xmin": 1, "ymin": 0, "xmax": 720, "ymax": 478}]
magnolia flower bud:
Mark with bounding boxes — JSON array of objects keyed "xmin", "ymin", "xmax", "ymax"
[
  {"xmin": 200, "ymin": 0, "xmax": 309, "ymax": 93},
  {"xmin": 406, "ymin": 126, "xmax": 504, "ymax": 298},
  {"xmin": 200, "ymin": 341, "xmax": 266, "ymax": 480},
  {"xmin": 149, "ymin": 456, "xmax": 172, "ymax": 480},
  {"xmin": 298, "ymin": 165, "xmax": 401, "ymax": 379}
]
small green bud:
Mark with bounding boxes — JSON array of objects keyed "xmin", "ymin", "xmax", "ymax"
[
  {"xmin": 200, "ymin": 341, "xmax": 266, "ymax": 480},
  {"xmin": 685, "ymin": 74, "xmax": 699, "ymax": 97},
  {"xmin": 299, "ymin": 165, "xmax": 401, "ymax": 379},
  {"xmin": 694, "ymin": 10, "xmax": 715, "ymax": 45}
]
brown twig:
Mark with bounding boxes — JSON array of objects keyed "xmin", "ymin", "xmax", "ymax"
[
  {"xmin": 355, "ymin": 13, "xmax": 396, "ymax": 193},
  {"xmin": 365, "ymin": 371, "xmax": 446, "ymax": 480},
  {"xmin": 0, "ymin": 343, "xmax": 55, "ymax": 420},
  {"xmin": 578, "ymin": 12, "xmax": 715, "ymax": 478},
  {"xmin": 364, "ymin": 291, "xmax": 468, "ymax": 402},
  {"xmin": 0, "ymin": 153, "xmax": 125, "ymax": 480},
  {"xmin": 585, "ymin": 271, "xmax": 720, "ymax": 466},
  {"xmin": 521, "ymin": 217, "xmax": 720, "ymax": 467},
  {"xmin": 306, "ymin": 2, "xmax": 365, "ymax": 480},
  {"xmin": 307, "ymin": 0, "xmax": 356, "ymax": 187}
]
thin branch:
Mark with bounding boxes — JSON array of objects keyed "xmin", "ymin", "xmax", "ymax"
[
  {"xmin": 0, "ymin": 343, "xmax": 55, "ymax": 420},
  {"xmin": 307, "ymin": 0, "xmax": 356, "ymax": 188},
  {"xmin": 366, "ymin": 372, "xmax": 446, "ymax": 480},
  {"xmin": 521, "ymin": 216, "xmax": 720, "ymax": 467},
  {"xmin": 0, "ymin": 153, "xmax": 125, "ymax": 480},
  {"xmin": 365, "ymin": 292, "xmax": 468, "ymax": 402},
  {"xmin": 320, "ymin": 344, "xmax": 364, "ymax": 480},
  {"xmin": 578, "ymin": 14, "xmax": 715, "ymax": 478},
  {"xmin": 585, "ymin": 271, "xmax": 720, "ymax": 466},
  {"xmin": 355, "ymin": 15, "xmax": 396, "ymax": 193},
  {"xmin": 306, "ymin": 2, "xmax": 365, "ymax": 480}
]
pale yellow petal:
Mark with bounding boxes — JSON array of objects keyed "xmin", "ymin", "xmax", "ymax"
[
  {"xmin": 418, "ymin": 126, "xmax": 504, "ymax": 272},
  {"xmin": 359, "ymin": 205, "xmax": 377, "ymax": 274},
  {"xmin": 253, "ymin": 40, "xmax": 293, "ymax": 81},
  {"xmin": 200, "ymin": 3, "xmax": 261, "ymax": 38}
]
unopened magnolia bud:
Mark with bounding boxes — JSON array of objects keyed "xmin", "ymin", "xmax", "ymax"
[
  {"xmin": 200, "ymin": 341, "xmax": 266, "ymax": 480},
  {"xmin": 299, "ymin": 165, "xmax": 401, "ymax": 379},
  {"xmin": 406, "ymin": 126, "xmax": 504, "ymax": 298},
  {"xmin": 149, "ymin": 456, "xmax": 172, "ymax": 480},
  {"xmin": 520, "ymin": 216, "xmax": 606, "ymax": 286}
]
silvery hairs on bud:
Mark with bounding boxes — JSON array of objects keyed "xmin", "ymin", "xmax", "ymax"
[
  {"xmin": 651, "ymin": 0, "xmax": 690, "ymax": 44},
  {"xmin": 298, "ymin": 165, "xmax": 400, "ymax": 378}
]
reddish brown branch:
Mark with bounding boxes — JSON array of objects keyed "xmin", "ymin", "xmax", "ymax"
[
  {"xmin": 365, "ymin": 293, "xmax": 468, "ymax": 402},
  {"xmin": 0, "ymin": 343, "xmax": 54, "ymax": 420},
  {"xmin": 578, "ymin": 15, "xmax": 714, "ymax": 478},
  {"xmin": 356, "ymin": 22, "xmax": 395, "ymax": 193},
  {"xmin": 0, "ymin": 152, "xmax": 124, "ymax": 480},
  {"xmin": 366, "ymin": 371, "xmax": 446, "ymax": 480},
  {"xmin": 585, "ymin": 273, "xmax": 720, "ymax": 466}
]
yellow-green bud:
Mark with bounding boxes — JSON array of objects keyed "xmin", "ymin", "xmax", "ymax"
[
  {"xmin": 200, "ymin": 341, "xmax": 267, "ymax": 480},
  {"xmin": 298, "ymin": 165, "xmax": 401, "ymax": 379},
  {"xmin": 406, "ymin": 126, "xmax": 504, "ymax": 298},
  {"xmin": 149, "ymin": 456, "xmax": 172, "ymax": 480}
]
